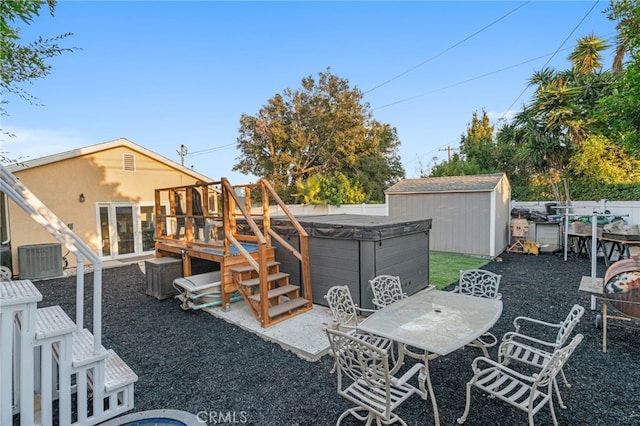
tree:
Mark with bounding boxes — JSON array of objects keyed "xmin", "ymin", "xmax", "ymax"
[
  {"xmin": 293, "ymin": 174, "xmax": 322, "ymax": 206},
  {"xmin": 428, "ymin": 110, "xmax": 499, "ymax": 178},
  {"xmin": 569, "ymin": 134, "xmax": 640, "ymax": 184},
  {"xmin": 459, "ymin": 109, "xmax": 497, "ymax": 172},
  {"xmin": 594, "ymin": 0, "xmax": 640, "ymax": 152},
  {"xmin": 1, "ymin": 0, "xmax": 75, "ymax": 106},
  {"xmin": 429, "ymin": 153, "xmax": 482, "ymax": 177},
  {"xmin": 497, "ymin": 30, "xmax": 618, "ymax": 200},
  {"xmin": 1, "ymin": 0, "xmax": 76, "ymax": 162},
  {"xmin": 234, "ymin": 69, "xmax": 405, "ymax": 203}
]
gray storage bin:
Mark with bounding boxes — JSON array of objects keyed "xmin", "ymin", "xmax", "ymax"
[{"xmin": 145, "ymin": 256, "xmax": 183, "ymax": 300}]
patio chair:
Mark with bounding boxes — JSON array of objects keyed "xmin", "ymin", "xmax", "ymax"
[
  {"xmin": 453, "ymin": 269, "xmax": 502, "ymax": 357},
  {"xmin": 325, "ymin": 285, "xmax": 376, "ymax": 330},
  {"xmin": 173, "ymin": 191, "xmax": 186, "ymax": 239},
  {"xmin": 325, "ymin": 327, "xmax": 427, "ymax": 426},
  {"xmin": 190, "ymin": 187, "xmax": 207, "ymax": 240},
  {"xmin": 457, "ymin": 333, "xmax": 583, "ymax": 426},
  {"xmin": 455, "ymin": 269, "xmax": 502, "ymax": 300},
  {"xmin": 324, "ymin": 285, "xmax": 394, "ymax": 372},
  {"xmin": 369, "ymin": 275, "xmax": 407, "ymax": 310},
  {"xmin": 499, "ymin": 303, "xmax": 585, "ymax": 409}
]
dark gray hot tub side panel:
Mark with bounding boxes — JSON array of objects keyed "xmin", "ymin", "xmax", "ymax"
[{"xmin": 271, "ymin": 215, "xmax": 432, "ymax": 310}]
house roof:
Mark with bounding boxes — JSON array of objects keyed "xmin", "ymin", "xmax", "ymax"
[
  {"xmin": 6, "ymin": 137, "xmax": 215, "ymax": 183},
  {"xmin": 385, "ymin": 173, "xmax": 507, "ymax": 194}
]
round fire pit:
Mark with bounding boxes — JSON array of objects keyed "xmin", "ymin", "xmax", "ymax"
[{"xmin": 604, "ymin": 258, "xmax": 640, "ymax": 319}]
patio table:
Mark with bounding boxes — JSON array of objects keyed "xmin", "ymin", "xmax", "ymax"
[
  {"xmin": 357, "ymin": 287, "xmax": 503, "ymax": 426},
  {"xmin": 597, "ymin": 236, "xmax": 640, "ymax": 266}
]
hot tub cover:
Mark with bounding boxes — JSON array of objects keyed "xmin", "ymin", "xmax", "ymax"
[{"xmin": 270, "ymin": 214, "xmax": 432, "ymax": 241}]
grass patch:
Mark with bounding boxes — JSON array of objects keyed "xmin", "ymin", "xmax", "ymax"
[{"xmin": 430, "ymin": 252, "xmax": 490, "ymax": 289}]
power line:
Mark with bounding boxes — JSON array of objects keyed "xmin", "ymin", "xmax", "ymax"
[
  {"xmin": 439, "ymin": 146, "xmax": 459, "ymax": 161},
  {"xmin": 501, "ymin": 0, "xmax": 602, "ymax": 119},
  {"xmin": 364, "ymin": 1, "xmax": 531, "ymax": 94},
  {"xmin": 371, "ymin": 32, "xmax": 617, "ymax": 112},
  {"xmin": 185, "ymin": 143, "xmax": 236, "ymax": 158},
  {"xmin": 371, "ymin": 50, "xmax": 560, "ymax": 111}
]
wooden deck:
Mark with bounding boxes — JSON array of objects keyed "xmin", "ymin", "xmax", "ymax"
[{"xmin": 153, "ymin": 178, "xmax": 312, "ymax": 327}]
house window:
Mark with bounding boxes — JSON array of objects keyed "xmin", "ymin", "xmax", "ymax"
[{"xmin": 122, "ymin": 153, "xmax": 136, "ymax": 171}]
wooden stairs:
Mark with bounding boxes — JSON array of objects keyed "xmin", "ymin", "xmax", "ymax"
[
  {"xmin": 231, "ymin": 260, "xmax": 312, "ymax": 327},
  {"xmin": 154, "ymin": 178, "xmax": 314, "ymax": 327}
]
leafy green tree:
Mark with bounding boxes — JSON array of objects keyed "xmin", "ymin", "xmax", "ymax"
[
  {"xmin": 293, "ymin": 175, "xmax": 323, "ymax": 206},
  {"xmin": 318, "ymin": 172, "xmax": 366, "ymax": 206},
  {"xmin": 1, "ymin": 0, "xmax": 76, "ymax": 163},
  {"xmin": 514, "ymin": 33, "xmax": 612, "ymax": 176},
  {"xmin": 428, "ymin": 110, "xmax": 500, "ymax": 178},
  {"xmin": 429, "ymin": 153, "xmax": 482, "ymax": 177},
  {"xmin": 234, "ymin": 69, "xmax": 404, "ymax": 203},
  {"xmin": 497, "ymin": 30, "xmax": 618, "ymax": 200},
  {"xmin": 569, "ymin": 134, "xmax": 640, "ymax": 184},
  {"xmin": 434, "ymin": 1, "xmax": 639, "ymax": 202},
  {"xmin": 1, "ymin": 0, "xmax": 75, "ymax": 106},
  {"xmin": 294, "ymin": 172, "xmax": 366, "ymax": 206},
  {"xmin": 594, "ymin": 0, "xmax": 640, "ymax": 152},
  {"xmin": 459, "ymin": 109, "xmax": 497, "ymax": 172}
]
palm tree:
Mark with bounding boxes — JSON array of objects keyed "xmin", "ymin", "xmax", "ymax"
[{"xmin": 569, "ymin": 33, "xmax": 609, "ymax": 76}]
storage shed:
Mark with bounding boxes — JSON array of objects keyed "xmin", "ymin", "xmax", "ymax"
[
  {"xmin": 270, "ymin": 214, "xmax": 432, "ymax": 310},
  {"xmin": 386, "ymin": 173, "xmax": 510, "ymax": 258}
]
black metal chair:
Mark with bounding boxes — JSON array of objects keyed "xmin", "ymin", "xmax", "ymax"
[
  {"xmin": 190, "ymin": 187, "xmax": 206, "ymax": 240},
  {"xmin": 173, "ymin": 191, "xmax": 186, "ymax": 239}
]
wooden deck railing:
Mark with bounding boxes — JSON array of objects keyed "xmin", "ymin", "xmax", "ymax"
[{"xmin": 153, "ymin": 177, "xmax": 312, "ymax": 325}]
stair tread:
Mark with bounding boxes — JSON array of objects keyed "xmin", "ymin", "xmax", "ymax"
[
  {"xmin": 230, "ymin": 261, "xmax": 279, "ymax": 274},
  {"xmin": 104, "ymin": 349, "xmax": 138, "ymax": 392},
  {"xmin": 268, "ymin": 297, "xmax": 310, "ymax": 318},
  {"xmin": 35, "ymin": 305, "xmax": 76, "ymax": 339},
  {"xmin": 249, "ymin": 284, "xmax": 300, "ymax": 302},
  {"xmin": 240, "ymin": 272, "xmax": 289, "ymax": 287},
  {"xmin": 0, "ymin": 279, "xmax": 42, "ymax": 306},
  {"xmin": 72, "ymin": 328, "xmax": 108, "ymax": 367}
]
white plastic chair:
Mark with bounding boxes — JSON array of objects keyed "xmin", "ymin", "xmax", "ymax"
[
  {"xmin": 499, "ymin": 303, "xmax": 585, "ymax": 409},
  {"xmin": 453, "ymin": 269, "xmax": 502, "ymax": 357},
  {"xmin": 324, "ymin": 285, "xmax": 394, "ymax": 372},
  {"xmin": 457, "ymin": 334, "xmax": 583, "ymax": 426},
  {"xmin": 369, "ymin": 275, "xmax": 407, "ymax": 310},
  {"xmin": 325, "ymin": 327, "xmax": 428, "ymax": 426}
]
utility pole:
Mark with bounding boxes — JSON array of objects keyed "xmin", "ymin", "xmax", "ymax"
[
  {"xmin": 439, "ymin": 146, "xmax": 459, "ymax": 161},
  {"xmin": 177, "ymin": 144, "xmax": 188, "ymax": 166}
]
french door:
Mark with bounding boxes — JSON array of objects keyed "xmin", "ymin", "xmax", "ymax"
[{"xmin": 98, "ymin": 202, "xmax": 163, "ymax": 259}]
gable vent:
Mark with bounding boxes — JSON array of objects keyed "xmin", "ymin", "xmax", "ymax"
[{"xmin": 122, "ymin": 153, "xmax": 136, "ymax": 171}]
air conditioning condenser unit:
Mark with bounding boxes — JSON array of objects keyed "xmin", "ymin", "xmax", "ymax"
[{"xmin": 18, "ymin": 243, "xmax": 63, "ymax": 280}]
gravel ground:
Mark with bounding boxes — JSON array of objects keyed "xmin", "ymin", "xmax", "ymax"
[{"xmin": 32, "ymin": 252, "xmax": 640, "ymax": 426}]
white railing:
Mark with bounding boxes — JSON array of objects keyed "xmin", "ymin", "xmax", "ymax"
[
  {"xmin": 0, "ymin": 164, "xmax": 103, "ymax": 355},
  {"xmin": 267, "ymin": 202, "xmax": 388, "ymax": 217},
  {"xmin": 268, "ymin": 200, "xmax": 638, "ymax": 227}
]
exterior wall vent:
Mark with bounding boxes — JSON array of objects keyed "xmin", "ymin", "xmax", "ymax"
[
  {"xmin": 122, "ymin": 153, "xmax": 136, "ymax": 172},
  {"xmin": 18, "ymin": 243, "xmax": 63, "ymax": 280}
]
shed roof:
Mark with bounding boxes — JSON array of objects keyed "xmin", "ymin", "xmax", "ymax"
[
  {"xmin": 385, "ymin": 173, "xmax": 506, "ymax": 194},
  {"xmin": 6, "ymin": 137, "xmax": 215, "ymax": 183}
]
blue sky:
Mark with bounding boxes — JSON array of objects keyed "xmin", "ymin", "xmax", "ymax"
[{"xmin": 2, "ymin": 1, "xmax": 618, "ymax": 183}]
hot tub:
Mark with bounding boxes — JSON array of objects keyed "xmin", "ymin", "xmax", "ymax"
[{"xmin": 270, "ymin": 214, "xmax": 432, "ymax": 309}]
